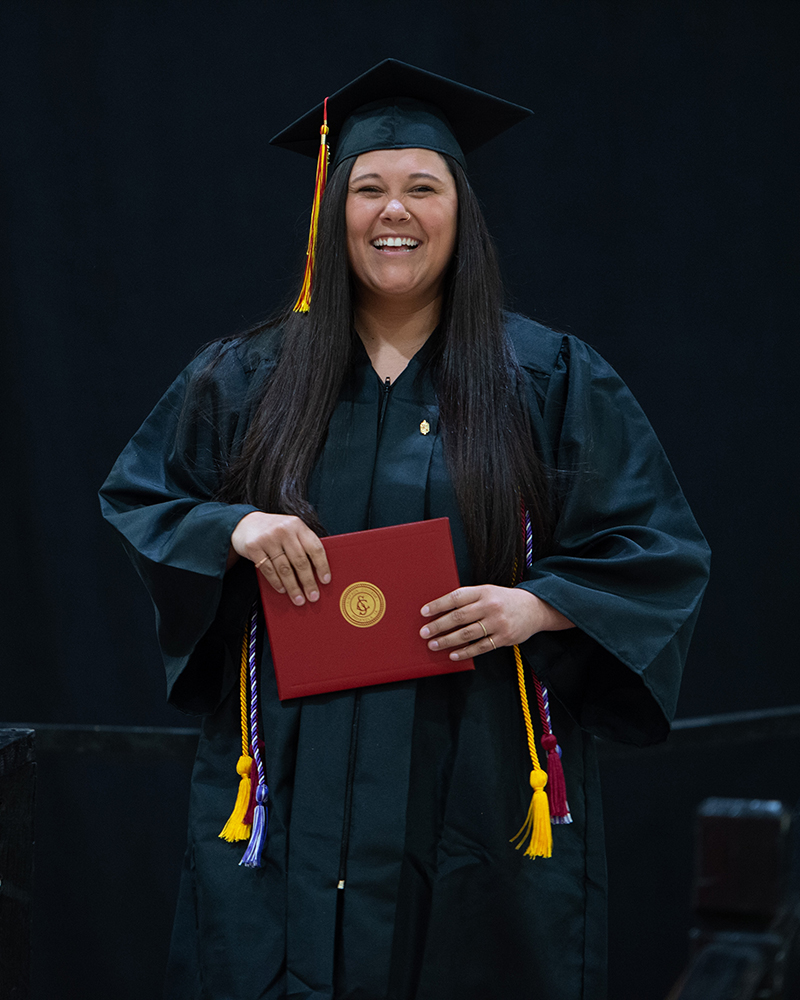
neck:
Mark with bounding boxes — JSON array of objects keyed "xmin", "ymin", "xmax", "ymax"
[{"xmin": 353, "ymin": 292, "xmax": 442, "ymax": 382}]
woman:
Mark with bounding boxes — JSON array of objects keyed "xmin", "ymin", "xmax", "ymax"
[{"xmin": 101, "ymin": 60, "xmax": 710, "ymax": 1000}]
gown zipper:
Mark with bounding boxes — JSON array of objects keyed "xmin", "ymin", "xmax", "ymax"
[
  {"xmin": 337, "ymin": 692, "xmax": 362, "ymax": 889},
  {"xmin": 377, "ymin": 375, "xmax": 391, "ymax": 431},
  {"xmin": 337, "ymin": 373, "xmax": 392, "ymax": 892}
]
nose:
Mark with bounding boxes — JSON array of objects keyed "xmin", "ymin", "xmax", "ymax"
[{"xmin": 381, "ymin": 198, "xmax": 410, "ymax": 222}]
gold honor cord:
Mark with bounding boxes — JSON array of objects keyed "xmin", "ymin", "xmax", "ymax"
[
  {"xmin": 510, "ymin": 643, "xmax": 553, "ymax": 858},
  {"xmin": 219, "ymin": 630, "xmax": 254, "ymax": 843}
]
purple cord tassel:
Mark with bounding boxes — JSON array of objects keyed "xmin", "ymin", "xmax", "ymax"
[
  {"xmin": 240, "ymin": 781, "xmax": 269, "ymax": 868},
  {"xmin": 239, "ymin": 603, "xmax": 269, "ymax": 868}
]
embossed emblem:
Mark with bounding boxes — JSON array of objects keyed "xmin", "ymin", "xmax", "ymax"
[{"xmin": 339, "ymin": 582, "xmax": 387, "ymax": 628}]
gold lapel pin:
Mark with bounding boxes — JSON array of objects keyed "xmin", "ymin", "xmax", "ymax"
[{"xmin": 419, "ymin": 419, "xmax": 430, "ymax": 436}]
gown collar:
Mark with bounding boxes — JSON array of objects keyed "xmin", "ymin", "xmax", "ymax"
[{"xmin": 350, "ymin": 325, "xmax": 441, "ymax": 391}]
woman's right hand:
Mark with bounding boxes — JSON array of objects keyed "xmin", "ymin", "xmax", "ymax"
[{"xmin": 229, "ymin": 512, "xmax": 331, "ymax": 606}]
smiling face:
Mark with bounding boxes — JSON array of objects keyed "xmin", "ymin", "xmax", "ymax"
[{"xmin": 345, "ymin": 148, "xmax": 458, "ymax": 308}]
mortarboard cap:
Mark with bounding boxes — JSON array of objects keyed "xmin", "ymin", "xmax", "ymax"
[
  {"xmin": 274, "ymin": 59, "xmax": 532, "ymax": 312},
  {"xmin": 270, "ymin": 58, "xmax": 533, "ymax": 171}
]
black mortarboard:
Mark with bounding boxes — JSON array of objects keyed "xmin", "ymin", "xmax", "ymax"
[
  {"xmin": 274, "ymin": 59, "xmax": 532, "ymax": 311},
  {"xmin": 270, "ymin": 58, "xmax": 533, "ymax": 171}
]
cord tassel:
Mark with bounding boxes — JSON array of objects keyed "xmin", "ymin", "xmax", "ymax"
[
  {"xmin": 239, "ymin": 604, "xmax": 269, "ymax": 868},
  {"xmin": 534, "ymin": 676, "xmax": 572, "ymax": 825},
  {"xmin": 219, "ymin": 631, "xmax": 254, "ymax": 842},
  {"xmin": 541, "ymin": 735, "xmax": 570, "ymax": 824},
  {"xmin": 510, "ymin": 643, "xmax": 553, "ymax": 858},
  {"xmin": 292, "ymin": 97, "xmax": 330, "ymax": 313},
  {"xmin": 218, "ymin": 753, "xmax": 253, "ymax": 842},
  {"xmin": 511, "ymin": 768, "xmax": 553, "ymax": 859},
  {"xmin": 240, "ymin": 780, "xmax": 269, "ymax": 868}
]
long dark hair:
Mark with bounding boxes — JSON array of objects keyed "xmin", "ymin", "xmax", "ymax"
[{"xmin": 221, "ymin": 153, "xmax": 553, "ymax": 584}]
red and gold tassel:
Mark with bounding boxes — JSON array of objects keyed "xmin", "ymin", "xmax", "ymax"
[
  {"xmin": 292, "ymin": 97, "xmax": 330, "ymax": 313},
  {"xmin": 534, "ymin": 677, "xmax": 572, "ymax": 823},
  {"xmin": 218, "ymin": 631, "xmax": 253, "ymax": 843}
]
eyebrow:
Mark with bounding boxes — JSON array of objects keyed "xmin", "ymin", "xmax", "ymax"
[{"xmin": 349, "ymin": 170, "xmax": 444, "ymax": 184}]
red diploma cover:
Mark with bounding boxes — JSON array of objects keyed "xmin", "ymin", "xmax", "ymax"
[{"xmin": 257, "ymin": 517, "xmax": 474, "ymax": 699}]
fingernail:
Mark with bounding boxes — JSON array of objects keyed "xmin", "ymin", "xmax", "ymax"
[
  {"xmin": 294, "ymin": 595, "xmax": 305, "ymax": 605},
  {"xmin": 420, "ymin": 627, "xmax": 430, "ymax": 638},
  {"xmin": 309, "ymin": 591, "xmax": 319, "ymax": 602},
  {"xmin": 421, "ymin": 605, "xmax": 430, "ymax": 616},
  {"xmin": 278, "ymin": 587, "xmax": 286, "ymax": 594},
  {"xmin": 449, "ymin": 652, "xmax": 459, "ymax": 661},
  {"xmin": 322, "ymin": 573, "xmax": 331, "ymax": 584},
  {"xmin": 428, "ymin": 640, "xmax": 439, "ymax": 650}
]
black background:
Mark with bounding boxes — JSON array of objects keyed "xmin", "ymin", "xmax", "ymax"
[{"xmin": 1, "ymin": 1, "xmax": 798, "ymax": 997}]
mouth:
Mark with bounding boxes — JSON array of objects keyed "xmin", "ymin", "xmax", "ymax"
[{"xmin": 371, "ymin": 237, "xmax": 420, "ymax": 252}]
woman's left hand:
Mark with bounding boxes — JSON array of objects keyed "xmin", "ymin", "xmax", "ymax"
[{"xmin": 419, "ymin": 585, "xmax": 575, "ymax": 660}]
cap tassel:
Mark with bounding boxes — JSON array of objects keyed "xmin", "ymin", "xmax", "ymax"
[
  {"xmin": 510, "ymin": 644, "xmax": 553, "ymax": 858},
  {"xmin": 292, "ymin": 97, "xmax": 330, "ymax": 313},
  {"xmin": 219, "ymin": 632, "xmax": 254, "ymax": 842}
]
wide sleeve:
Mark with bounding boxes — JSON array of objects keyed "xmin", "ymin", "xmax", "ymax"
[
  {"xmin": 99, "ymin": 342, "xmax": 264, "ymax": 714},
  {"xmin": 516, "ymin": 335, "xmax": 711, "ymax": 746}
]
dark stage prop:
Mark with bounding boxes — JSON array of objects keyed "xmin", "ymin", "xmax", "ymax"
[
  {"xmin": 0, "ymin": 730, "xmax": 35, "ymax": 1000},
  {"xmin": 669, "ymin": 799, "xmax": 800, "ymax": 1000}
]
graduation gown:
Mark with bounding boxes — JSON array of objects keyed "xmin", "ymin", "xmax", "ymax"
[{"xmin": 100, "ymin": 313, "xmax": 710, "ymax": 1000}]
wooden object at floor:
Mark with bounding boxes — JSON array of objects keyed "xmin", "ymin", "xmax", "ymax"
[{"xmin": 0, "ymin": 730, "xmax": 35, "ymax": 1000}]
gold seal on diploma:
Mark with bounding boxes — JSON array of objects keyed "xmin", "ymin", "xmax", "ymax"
[{"xmin": 340, "ymin": 582, "xmax": 386, "ymax": 628}]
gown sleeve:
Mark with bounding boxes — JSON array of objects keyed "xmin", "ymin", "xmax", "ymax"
[
  {"xmin": 99, "ymin": 341, "xmax": 265, "ymax": 715},
  {"xmin": 516, "ymin": 333, "xmax": 711, "ymax": 746}
]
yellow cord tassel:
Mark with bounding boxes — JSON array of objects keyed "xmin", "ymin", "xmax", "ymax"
[
  {"xmin": 292, "ymin": 97, "xmax": 330, "ymax": 313},
  {"xmin": 511, "ymin": 769, "xmax": 553, "ymax": 859},
  {"xmin": 219, "ymin": 629, "xmax": 253, "ymax": 842},
  {"xmin": 218, "ymin": 754, "xmax": 254, "ymax": 843},
  {"xmin": 510, "ymin": 643, "xmax": 553, "ymax": 858}
]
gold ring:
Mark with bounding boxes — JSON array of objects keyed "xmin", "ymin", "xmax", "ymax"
[
  {"xmin": 255, "ymin": 556, "xmax": 271, "ymax": 570},
  {"xmin": 488, "ymin": 636, "xmax": 496, "ymax": 651},
  {"xmin": 479, "ymin": 620, "xmax": 488, "ymax": 638}
]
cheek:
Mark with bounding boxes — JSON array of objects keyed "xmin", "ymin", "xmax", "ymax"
[
  {"xmin": 434, "ymin": 212, "xmax": 458, "ymax": 262},
  {"xmin": 433, "ymin": 200, "xmax": 458, "ymax": 256},
  {"xmin": 345, "ymin": 215, "xmax": 364, "ymax": 270}
]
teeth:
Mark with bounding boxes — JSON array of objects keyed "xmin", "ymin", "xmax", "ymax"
[{"xmin": 372, "ymin": 237, "xmax": 420, "ymax": 248}]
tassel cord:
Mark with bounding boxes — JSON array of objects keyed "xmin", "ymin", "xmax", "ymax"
[
  {"xmin": 510, "ymin": 643, "xmax": 553, "ymax": 858},
  {"xmin": 292, "ymin": 97, "xmax": 330, "ymax": 313},
  {"xmin": 218, "ymin": 629, "xmax": 254, "ymax": 842},
  {"xmin": 240, "ymin": 604, "xmax": 269, "ymax": 868}
]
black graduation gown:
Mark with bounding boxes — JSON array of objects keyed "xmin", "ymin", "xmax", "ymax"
[{"xmin": 100, "ymin": 313, "xmax": 710, "ymax": 1000}]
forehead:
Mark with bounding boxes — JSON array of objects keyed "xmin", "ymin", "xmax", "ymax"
[{"xmin": 349, "ymin": 147, "xmax": 453, "ymax": 179}]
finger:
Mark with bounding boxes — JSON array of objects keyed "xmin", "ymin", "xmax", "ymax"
[
  {"xmin": 447, "ymin": 635, "xmax": 499, "ymax": 661},
  {"xmin": 302, "ymin": 532, "xmax": 331, "ymax": 586},
  {"xmin": 420, "ymin": 601, "xmax": 484, "ymax": 639},
  {"xmin": 254, "ymin": 554, "xmax": 286, "ymax": 594},
  {"xmin": 268, "ymin": 551, "xmax": 307, "ymax": 605},
  {"xmin": 420, "ymin": 587, "xmax": 480, "ymax": 620},
  {"xmin": 281, "ymin": 536, "xmax": 325, "ymax": 604},
  {"xmin": 424, "ymin": 620, "xmax": 489, "ymax": 651}
]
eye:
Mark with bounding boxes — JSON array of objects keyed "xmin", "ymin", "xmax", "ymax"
[{"xmin": 410, "ymin": 184, "xmax": 435, "ymax": 194}]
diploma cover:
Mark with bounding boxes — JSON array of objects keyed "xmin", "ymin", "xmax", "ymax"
[{"xmin": 257, "ymin": 518, "xmax": 474, "ymax": 699}]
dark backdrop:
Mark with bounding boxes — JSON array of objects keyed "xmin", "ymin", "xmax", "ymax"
[{"xmin": 1, "ymin": 2, "xmax": 797, "ymax": 998}]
